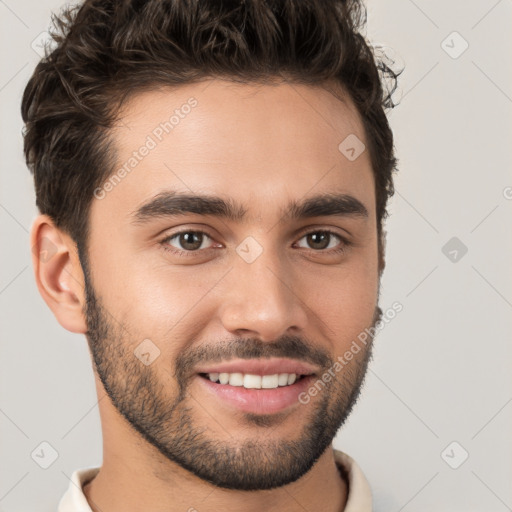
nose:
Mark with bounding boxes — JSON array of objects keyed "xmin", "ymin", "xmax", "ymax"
[{"xmin": 217, "ymin": 248, "xmax": 308, "ymax": 342}]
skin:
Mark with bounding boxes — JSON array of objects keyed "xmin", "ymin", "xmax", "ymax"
[{"xmin": 31, "ymin": 79, "xmax": 384, "ymax": 512}]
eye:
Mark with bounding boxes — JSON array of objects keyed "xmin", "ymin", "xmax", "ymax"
[
  {"xmin": 159, "ymin": 228, "xmax": 351, "ymax": 259},
  {"xmin": 295, "ymin": 230, "xmax": 348, "ymax": 252},
  {"xmin": 161, "ymin": 230, "xmax": 216, "ymax": 254}
]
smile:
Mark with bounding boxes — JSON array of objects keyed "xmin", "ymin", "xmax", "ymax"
[{"xmin": 199, "ymin": 372, "xmax": 307, "ymax": 389}]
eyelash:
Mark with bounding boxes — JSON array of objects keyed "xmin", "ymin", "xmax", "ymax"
[{"xmin": 159, "ymin": 229, "xmax": 352, "ymax": 258}]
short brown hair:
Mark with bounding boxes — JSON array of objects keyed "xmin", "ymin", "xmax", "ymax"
[{"xmin": 22, "ymin": 0, "xmax": 399, "ymax": 260}]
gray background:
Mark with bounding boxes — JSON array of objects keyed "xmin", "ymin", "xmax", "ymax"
[{"xmin": 1, "ymin": 0, "xmax": 511, "ymax": 510}]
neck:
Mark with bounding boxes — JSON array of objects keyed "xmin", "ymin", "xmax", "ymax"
[{"xmin": 83, "ymin": 440, "xmax": 347, "ymax": 512}]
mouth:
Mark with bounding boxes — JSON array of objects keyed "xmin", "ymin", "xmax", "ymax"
[
  {"xmin": 193, "ymin": 358, "xmax": 319, "ymax": 414},
  {"xmin": 194, "ymin": 360, "xmax": 318, "ymax": 415}
]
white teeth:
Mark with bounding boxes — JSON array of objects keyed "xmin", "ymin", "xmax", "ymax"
[
  {"xmin": 278, "ymin": 373, "xmax": 289, "ymax": 386},
  {"xmin": 228, "ymin": 373, "xmax": 244, "ymax": 387},
  {"xmin": 244, "ymin": 374, "xmax": 262, "ymax": 389},
  {"xmin": 261, "ymin": 374, "xmax": 279, "ymax": 389},
  {"xmin": 205, "ymin": 372, "xmax": 302, "ymax": 389}
]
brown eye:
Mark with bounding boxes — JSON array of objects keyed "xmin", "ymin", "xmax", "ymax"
[
  {"xmin": 164, "ymin": 231, "xmax": 213, "ymax": 252},
  {"xmin": 296, "ymin": 231, "xmax": 342, "ymax": 251}
]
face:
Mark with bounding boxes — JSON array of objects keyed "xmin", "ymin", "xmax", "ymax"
[{"xmin": 82, "ymin": 79, "xmax": 382, "ymax": 490}]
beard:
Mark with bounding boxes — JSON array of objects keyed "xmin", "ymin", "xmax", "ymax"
[{"xmin": 81, "ymin": 256, "xmax": 381, "ymax": 491}]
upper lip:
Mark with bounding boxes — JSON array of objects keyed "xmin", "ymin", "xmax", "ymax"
[{"xmin": 195, "ymin": 358, "xmax": 319, "ymax": 376}]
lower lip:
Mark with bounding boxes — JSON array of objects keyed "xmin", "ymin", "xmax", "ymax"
[{"xmin": 197, "ymin": 374, "xmax": 315, "ymax": 415}]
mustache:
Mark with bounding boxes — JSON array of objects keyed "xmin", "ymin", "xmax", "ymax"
[{"xmin": 174, "ymin": 335, "xmax": 332, "ymax": 383}]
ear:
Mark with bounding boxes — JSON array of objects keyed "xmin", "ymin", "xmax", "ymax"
[{"xmin": 30, "ymin": 215, "xmax": 88, "ymax": 334}]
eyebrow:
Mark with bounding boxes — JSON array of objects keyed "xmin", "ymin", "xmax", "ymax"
[{"xmin": 130, "ymin": 190, "xmax": 368, "ymax": 225}]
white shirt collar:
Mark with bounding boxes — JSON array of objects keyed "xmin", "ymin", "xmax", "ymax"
[
  {"xmin": 333, "ymin": 449, "xmax": 373, "ymax": 511},
  {"xmin": 58, "ymin": 449, "xmax": 372, "ymax": 511}
]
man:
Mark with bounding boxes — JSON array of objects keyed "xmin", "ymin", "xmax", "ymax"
[{"xmin": 23, "ymin": 0, "xmax": 398, "ymax": 510}]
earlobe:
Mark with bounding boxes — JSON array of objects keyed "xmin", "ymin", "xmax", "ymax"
[{"xmin": 31, "ymin": 215, "xmax": 88, "ymax": 334}]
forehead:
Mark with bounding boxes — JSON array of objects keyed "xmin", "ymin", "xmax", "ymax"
[{"xmin": 94, "ymin": 79, "xmax": 375, "ymax": 226}]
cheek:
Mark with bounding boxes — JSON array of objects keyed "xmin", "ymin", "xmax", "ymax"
[
  {"xmin": 99, "ymin": 258, "xmax": 224, "ymax": 354},
  {"xmin": 299, "ymin": 252, "xmax": 379, "ymax": 347}
]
